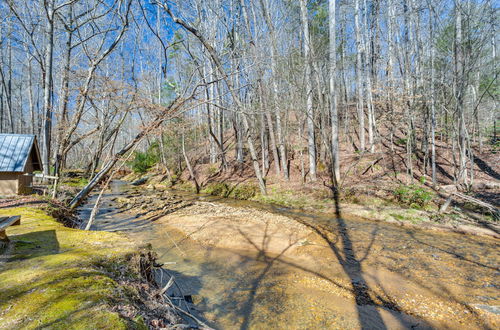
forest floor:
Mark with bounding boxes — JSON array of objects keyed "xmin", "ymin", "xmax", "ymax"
[{"xmin": 0, "ymin": 200, "xmax": 185, "ymax": 329}]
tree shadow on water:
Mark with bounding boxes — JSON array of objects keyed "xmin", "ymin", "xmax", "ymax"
[
  {"xmin": 295, "ymin": 187, "xmax": 399, "ymax": 329},
  {"xmin": 185, "ymin": 220, "xmax": 299, "ymax": 329},
  {"xmin": 235, "ymin": 224, "xmax": 297, "ymax": 330}
]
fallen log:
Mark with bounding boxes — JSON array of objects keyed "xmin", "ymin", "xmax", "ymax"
[
  {"xmin": 440, "ymin": 192, "xmax": 499, "ymax": 220},
  {"xmin": 69, "ymin": 96, "xmax": 186, "ymax": 210}
]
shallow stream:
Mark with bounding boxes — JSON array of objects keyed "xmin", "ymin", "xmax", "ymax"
[{"xmin": 78, "ymin": 181, "xmax": 499, "ymax": 329}]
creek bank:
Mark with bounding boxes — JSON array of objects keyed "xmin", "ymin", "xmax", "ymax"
[
  {"xmin": 0, "ymin": 202, "xmax": 188, "ymax": 329},
  {"xmin": 127, "ymin": 172, "xmax": 499, "ymax": 238}
]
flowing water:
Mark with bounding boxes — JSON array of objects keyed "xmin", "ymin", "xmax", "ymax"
[{"xmin": 78, "ymin": 181, "xmax": 500, "ymax": 329}]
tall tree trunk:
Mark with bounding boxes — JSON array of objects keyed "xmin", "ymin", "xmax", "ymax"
[
  {"xmin": 27, "ymin": 55, "xmax": 35, "ymax": 135},
  {"xmin": 355, "ymin": 0, "xmax": 365, "ymax": 152},
  {"xmin": 387, "ymin": 0, "xmax": 396, "ymax": 151},
  {"xmin": 429, "ymin": 4, "xmax": 437, "ymax": 185},
  {"xmin": 364, "ymin": 0, "xmax": 375, "ymax": 153},
  {"xmin": 7, "ymin": 18, "xmax": 13, "ymax": 133},
  {"xmin": 247, "ymin": 0, "xmax": 284, "ymax": 178},
  {"xmin": 234, "ymin": 115, "xmax": 244, "ymax": 163},
  {"xmin": 488, "ymin": 0, "xmax": 496, "ymax": 151},
  {"xmin": 455, "ymin": 2, "xmax": 468, "ymax": 185},
  {"xmin": 299, "ymin": 0, "xmax": 316, "ymax": 180},
  {"xmin": 55, "ymin": 9, "xmax": 74, "ymax": 179},
  {"xmin": 260, "ymin": 113, "xmax": 269, "ymax": 173},
  {"xmin": 329, "ymin": 0, "xmax": 340, "ymax": 184},
  {"xmin": 42, "ymin": 1, "xmax": 55, "ymax": 175},
  {"xmin": 203, "ymin": 64, "xmax": 217, "ymax": 164}
]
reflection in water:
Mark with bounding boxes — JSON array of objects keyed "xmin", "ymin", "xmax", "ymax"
[{"xmin": 80, "ymin": 181, "xmax": 500, "ymax": 329}]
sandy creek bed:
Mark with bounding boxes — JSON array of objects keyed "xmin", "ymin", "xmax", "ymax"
[{"xmin": 79, "ymin": 181, "xmax": 499, "ymax": 329}]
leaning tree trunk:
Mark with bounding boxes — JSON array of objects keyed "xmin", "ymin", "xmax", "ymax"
[
  {"xmin": 182, "ymin": 132, "xmax": 200, "ymax": 193},
  {"xmin": 161, "ymin": 3, "xmax": 267, "ymax": 195},
  {"xmin": 69, "ymin": 97, "xmax": 184, "ymax": 209}
]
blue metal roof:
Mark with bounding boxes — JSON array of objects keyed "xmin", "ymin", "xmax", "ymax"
[{"xmin": 0, "ymin": 134, "xmax": 42, "ymax": 172}]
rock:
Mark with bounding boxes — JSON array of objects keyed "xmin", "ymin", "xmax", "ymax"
[
  {"xmin": 190, "ymin": 294, "xmax": 204, "ymax": 305},
  {"xmin": 115, "ymin": 197, "xmax": 131, "ymax": 205},
  {"xmin": 473, "ymin": 304, "xmax": 500, "ymax": 315},
  {"xmin": 154, "ymin": 184, "xmax": 167, "ymax": 191},
  {"xmin": 131, "ymin": 177, "xmax": 148, "ymax": 186}
]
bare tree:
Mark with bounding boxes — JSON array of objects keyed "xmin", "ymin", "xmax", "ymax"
[
  {"xmin": 330, "ymin": 0, "xmax": 340, "ymax": 184},
  {"xmin": 299, "ymin": 0, "xmax": 317, "ymax": 180}
]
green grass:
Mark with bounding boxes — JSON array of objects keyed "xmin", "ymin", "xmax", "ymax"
[
  {"xmin": 0, "ymin": 207, "xmax": 144, "ymax": 329},
  {"xmin": 62, "ymin": 177, "xmax": 89, "ymax": 188},
  {"xmin": 393, "ymin": 184, "xmax": 435, "ymax": 208}
]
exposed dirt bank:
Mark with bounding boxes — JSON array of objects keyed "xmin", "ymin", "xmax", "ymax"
[{"xmin": 125, "ymin": 171, "xmax": 500, "ymax": 239}]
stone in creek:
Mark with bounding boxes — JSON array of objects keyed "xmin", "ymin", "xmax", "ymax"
[
  {"xmin": 131, "ymin": 177, "xmax": 148, "ymax": 186},
  {"xmin": 473, "ymin": 304, "xmax": 500, "ymax": 315}
]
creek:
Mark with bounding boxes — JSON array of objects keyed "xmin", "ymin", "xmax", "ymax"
[{"xmin": 77, "ymin": 181, "xmax": 499, "ymax": 329}]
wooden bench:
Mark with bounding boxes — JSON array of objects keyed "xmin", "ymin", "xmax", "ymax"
[{"xmin": 0, "ymin": 216, "xmax": 21, "ymax": 244}]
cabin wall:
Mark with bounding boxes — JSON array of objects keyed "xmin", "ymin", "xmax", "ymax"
[
  {"xmin": 0, "ymin": 173, "xmax": 19, "ymax": 196},
  {"xmin": 18, "ymin": 155, "xmax": 34, "ymax": 195}
]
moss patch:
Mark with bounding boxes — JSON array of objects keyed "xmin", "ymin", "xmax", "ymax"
[
  {"xmin": 252, "ymin": 187, "xmax": 328, "ymax": 210},
  {"xmin": 62, "ymin": 177, "xmax": 89, "ymax": 188},
  {"xmin": 201, "ymin": 182, "xmax": 258, "ymax": 200},
  {"xmin": 175, "ymin": 181, "xmax": 198, "ymax": 193},
  {"xmin": 0, "ymin": 207, "xmax": 142, "ymax": 329}
]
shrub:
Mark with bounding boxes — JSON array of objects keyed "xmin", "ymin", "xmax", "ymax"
[
  {"xmin": 202, "ymin": 182, "xmax": 257, "ymax": 200},
  {"xmin": 203, "ymin": 182, "xmax": 230, "ymax": 197},
  {"xmin": 393, "ymin": 184, "xmax": 434, "ymax": 208},
  {"xmin": 396, "ymin": 138, "xmax": 407, "ymax": 146},
  {"xmin": 492, "ymin": 140, "xmax": 499, "ymax": 154},
  {"xmin": 206, "ymin": 165, "xmax": 219, "ymax": 176},
  {"xmin": 128, "ymin": 143, "xmax": 160, "ymax": 174},
  {"xmin": 230, "ymin": 184, "xmax": 257, "ymax": 200},
  {"xmin": 167, "ymin": 174, "xmax": 179, "ymax": 186}
]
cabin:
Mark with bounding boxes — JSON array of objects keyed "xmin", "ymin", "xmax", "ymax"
[{"xmin": 0, "ymin": 134, "xmax": 43, "ymax": 196}]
